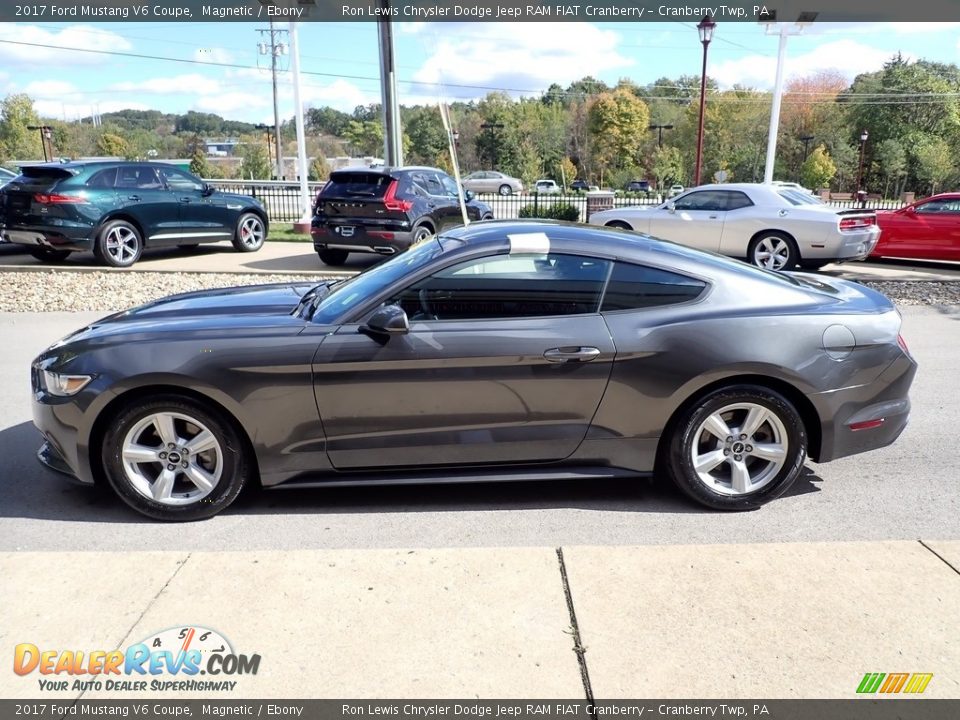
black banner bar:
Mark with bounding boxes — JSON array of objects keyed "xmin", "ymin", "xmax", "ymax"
[
  {"xmin": 2, "ymin": 700, "xmax": 959, "ymax": 720},
  {"xmin": 2, "ymin": 0, "xmax": 960, "ymax": 23}
]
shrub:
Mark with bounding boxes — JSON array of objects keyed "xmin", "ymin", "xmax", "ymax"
[{"xmin": 518, "ymin": 202, "xmax": 581, "ymax": 222}]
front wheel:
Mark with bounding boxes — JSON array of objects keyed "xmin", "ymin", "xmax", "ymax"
[
  {"xmin": 28, "ymin": 247, "xmax": 71, "ymax": 263},
  {"xmin": 605, "ymin": 220, "xmax": 632, "ymax": 230},
  {"xmin": 101, "ymin": 395, "xmax": 251, "ymax": 521},
  {"xmin": 94, "ymin": 220, "xmax": 142, "ymax": 268},
  {"xmin": 664, "ymin": 385, "xmax": 807, "ymax": 511},
  {"xmin": 498, "ymin": 184, "xmax": 512, "ymax": 196},
  {"xmin": 232, "ymin": 213, "xmax": 266, "ymax": 252},
  {"xmin": 748, "ymin": 232, "xmax": 798, "ymax": 271}
]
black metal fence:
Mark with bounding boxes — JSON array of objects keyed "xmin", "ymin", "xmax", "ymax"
[{"xmin": 209, "ymin": 180, "xmax": 907, "ymax": 225}]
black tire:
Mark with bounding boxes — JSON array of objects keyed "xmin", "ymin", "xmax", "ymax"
[
  {"xmin": 412, "ymin": 224, "xmax": 433, "ymax": 243},
  {"xmin": 605, "ymin": 220, "xmax": 632, "ymax": 230},
  {"xmin": 799, "ymin": 260, "xmax": 829, "ymax": 271},
  {"xmin": 28, "ymin": 247, "xmax": 71, "ymax": 263},
  {"xmin": 317, "ymin": 248, "xmax": 349, "ymax": 266},
  {"xmin": 498, "ymin": 184, "xmax": 512, "ymax": 196},
  {"xmin": 101, "ymin": 395, "xmax": 251, "ymax": 521},
  {"xmin": 93, "ymin": 220, "xmax": 143, "ymax": 268},
  {"xmin": 664, "ymin": 385, "xmax": 807, "ymax": 511},
  {"xmin": 481, "ymin": 214, "xmax": 494, "ymax": 221},
  {"xmin": 231, "ymin": 212, "xmax": 266, "ymax": 252},
  {"xmin": 748, "ymin": 231, "xmax": 799, "ymax": 271}
]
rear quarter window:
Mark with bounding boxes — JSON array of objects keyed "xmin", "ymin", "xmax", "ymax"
[
  {"xmin": 321, "ymin": 173, "xmax": 392, "ymax": 197},
  {"xmin": 601, "ymin": 262, "xmax": 707, "ymax": 311}
]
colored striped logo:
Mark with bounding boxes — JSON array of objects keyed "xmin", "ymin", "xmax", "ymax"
[{"xmin": 857, "ymin": 673, "xmax": 933, "ymax": 694}]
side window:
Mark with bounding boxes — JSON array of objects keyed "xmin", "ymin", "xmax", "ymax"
[
  {"xmin": 158, "ymin": 167, "xmax": 204, "ymax": 192},
  {"xmin": 600, "ymin": 262, "xmax": 707, "ymax": 311},
  {"xmin": 87, "ymin": 168, "xmax": 118, "ymax": 189},
  {"xmin": 115, "ymin": 166, "xmax": 162, "ymax": 190},
  {"xmin": 673, "ymin": 191, "xmax": 711, "ymax": 211},
  {"xmin": 387, "ymin": 253, "xmax": 611, "ymax": 321},
  {"xmin": 439, "ymin": 173, "xmax": 460, "ymax": 196},
  {"xmin": 723, "ymin": 191, "xmax": 753, "ymax": 211}
]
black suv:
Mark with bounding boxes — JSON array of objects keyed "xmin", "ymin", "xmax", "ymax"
[{"xmin": 311, "ymin": 166, "xmax": 493, "ymax": 265}]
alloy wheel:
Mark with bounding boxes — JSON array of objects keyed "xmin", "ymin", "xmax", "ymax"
[
  {"xmin": 753, "ymin": 236, "xmax": 792, "ymax": 270},
  {"xmin": 120, "ymin": 411, "xmax": 223, "ymax": 506},
  {"xmin": 104, "ymin": 226, "xmax": 140, "ymax": 265},
  {"xmin": 690, "ymin": 402, "xmax": 789, "ymax": 496},
  {"xmin": 238, "ymin": 216, "xmax": 265, "ymax": 248}
]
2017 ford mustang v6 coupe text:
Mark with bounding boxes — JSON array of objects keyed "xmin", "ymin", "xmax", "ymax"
[{"xmin": 30, "ymin": 221, "xmax": 916, "ymax": 521}]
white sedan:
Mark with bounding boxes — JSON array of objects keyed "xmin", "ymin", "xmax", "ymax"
[{"xmin": 588, "ymin": 182, "xmax": 880, "ymax": 271}]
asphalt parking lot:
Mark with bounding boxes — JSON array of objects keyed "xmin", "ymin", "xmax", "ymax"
[{"xmin": 1, "ymin": 304, "xmax": 957, "ymax": 552}]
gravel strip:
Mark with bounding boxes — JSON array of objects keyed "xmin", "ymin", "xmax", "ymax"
[{"xmin": 0, "ymin": 270, "xmax": 958, "ymax": 313}]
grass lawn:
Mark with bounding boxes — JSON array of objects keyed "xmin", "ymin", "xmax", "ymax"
[{"xmin": 268, "ymin": 223, "xmax": 312, "ymax": 242}]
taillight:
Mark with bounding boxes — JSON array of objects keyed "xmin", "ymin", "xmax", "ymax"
[
  {"xmin": 839, "ymin": 215, "xmax": 875, "ymax": 230},
  {"xmin": 383, "ymin": 180, "xmax": 413, "ymax": 212},
  {"xmin": 33, "ymin": 193, "xmax": 86, "ymax": 204},
  {"xmin": 897, "ymin": 333, "xmax": 910, "ymax": 356}
]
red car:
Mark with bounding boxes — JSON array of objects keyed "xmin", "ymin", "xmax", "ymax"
[{"xmin": 872, "ymin": 193, "xmax": 960, "ymax": 261}]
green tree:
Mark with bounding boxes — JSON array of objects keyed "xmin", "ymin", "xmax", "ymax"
[
  {"xmin": 96, "ymin": 133, "xmax": 129, "ymax": 158},
  {"xmin": 650, "ymin": 145, "xmax": 684, "ymax": 191},
  {"xmin": 912, "ymin": 137, "xmax": 955, "ymax": 194},
  {"xmin": 800, "ymin": 145, "xmax": 836, "ymax": 191},
  {"xmin": 189, "ymin": 150, "xmax": 212, "ymax": 178},
  {"xmin": 0, "ymin": 94, "xmax": 44, "ymax": 161},
  {"xmin": 239, "ymin": 143, "xmax": 271, "ymax": 180},
  {"xmin": 588, "ymin": 89, "xmax": 651, "ymax": 177},
  {"xmin": 874, "ymin": 138, "xmax": 907, "ymax": 199},
  {"xmin": 308, "ymin": 154, "xmax": 330, "ymax": 181},
  {"xmin": 342, "ymin": 119, "xmax": 383, "ymax": 157},
  {"xmin": 557, "ymin": 157, "xmax": 578, "ymax": 188}
]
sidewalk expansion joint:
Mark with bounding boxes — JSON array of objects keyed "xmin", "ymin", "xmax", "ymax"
[
  {"xmin": 70, "ymin": 552, "xmax": 193, "ymax": 712},
  {"xmin": 556, "ymin": 547, "xmax": 595, "ymax": 707},
  {"xmin": 918, "ymin": 539, "xmax": 960, "ymax": 577}
]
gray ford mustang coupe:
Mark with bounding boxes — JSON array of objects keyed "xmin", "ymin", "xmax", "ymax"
[{"xmin": 30, "ymin": 220, "xmax": 916, "ymax": 521}]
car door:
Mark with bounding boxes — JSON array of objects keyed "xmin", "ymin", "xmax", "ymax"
[
  {"xmin": 647, "ymin": 190, "xmax": 727, "ymax": 252},
  {"xmin": 113, "ymin": 165, "xmax": 180, "ymax": 243},
  {"xmin": 157, "ymin": 166, "xmax": 235, "ymax": 244},
  {"xmin": 884, "ymin": 199, "xmax": 960, "ymax": 260},
  {"xmin": 312, "ymin": 250, "xmax": 616, "ymax": 469},
  {"xmin": 439, "ymin": 171, "xmax": 481, "ymax": 224}
]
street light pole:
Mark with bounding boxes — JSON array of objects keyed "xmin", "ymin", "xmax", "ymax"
[
  {"xmin": 649, "ymin": 123, "xmax": 674, "ymax": 149},
  {"xmin": 693, "ymin": 16, "xmax": 715, "ymax": 187},
  {"xmin": 28, "ymin": 125, "xmax": 53, "ymax": 162},
  {"xmin": 856, "ymin": 129, "xmax": 869, "ymax": 207}
]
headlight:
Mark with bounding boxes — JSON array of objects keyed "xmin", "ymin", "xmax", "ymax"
[{"xmin": 42, "ymin": 370, "xmax": 93, "ymax": 397}]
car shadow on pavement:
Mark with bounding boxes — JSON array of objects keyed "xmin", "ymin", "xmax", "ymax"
[
  {"xmin": 243, "ymin": 252, "xmax": 381, "ymax": 274},
  {"xmin": 0, "ymin": 420, "xmax": 823, "ymax": 522}
]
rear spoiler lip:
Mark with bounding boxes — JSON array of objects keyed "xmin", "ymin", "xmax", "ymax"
[{"xmin": 835, "ymin": 208, "xmax": 877, "ymax": 217}]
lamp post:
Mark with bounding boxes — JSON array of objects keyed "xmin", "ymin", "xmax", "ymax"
[
  {"xmin": 28, "ymin": 125, "xmax": 53, "ymax": 162},
  {"xmin": 649, "ymin": 123, "xmax": 674, "ymax": 149},
  {"xmin": 856, "ymin": 129, "xmax": 869, "ymax": 208},
  {"xmin": 693, "ymin": 16, "xmax": 716, "ymax": 187}
]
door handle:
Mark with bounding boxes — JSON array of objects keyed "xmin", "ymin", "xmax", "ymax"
[
  {"xmin": 127, "ymin": 195, "xmax": 141, "ymax": 201},
  {"xmin": 543, "ymin": 347, "xmax": 601, "ymax": 363},
  {"xmin": 709, "ymin": 215, "xmax": 718, "ymax": 219},
  {"xmin": 179, "ymin": 197, "xmax": 192, "ymax": 203}
]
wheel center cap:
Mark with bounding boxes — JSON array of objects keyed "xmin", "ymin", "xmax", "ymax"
[
  {"xmin": 168, "ymin": 452, "xmax": 182, "ymax": 464},
  {"xmin": 731, "ymin": 442, "xmax": 745, "ymax": 454}
]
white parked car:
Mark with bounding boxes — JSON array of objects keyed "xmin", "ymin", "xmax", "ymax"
[
  {"xmin": 588, "ymin": 182, "xmax": 880, "ymax": 271},
  {"xmin": 771, "ymin": 180, "xmax": 815, "ymax": 195},
  {"xmin": 668, "ymin": 184, "xmax": 685, "ymax": 197},
  {"xmin": 461, "ymin": 170, "xmax": 524, "ymax": 196},
  {"xmin": 534, "ymin": 179, "xmax": 561, "ymax": 195}
]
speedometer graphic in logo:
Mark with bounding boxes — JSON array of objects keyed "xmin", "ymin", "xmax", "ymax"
[{"xmin": 138, "ymin": 625, "xmax": 233, "ymax": 666}]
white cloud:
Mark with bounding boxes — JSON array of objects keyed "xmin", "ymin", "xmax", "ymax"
[
  {"xmin": 21, "ymin": 80, "xmax": 78, "ymax": 98},
  {"xmin": 0, "ymin": 24, "xmax": 131, "ymax": 67},
  {"xmin": 111, "ymin": 74, "xmax": 223, "ymax": 96},
  {"xmin": 32, "ymin": 99, "xmax": 150, "ymax": 121},
  {"xmin": 710, "ymin": 40, "xmax": 900, "ymax": 90},
  {"xmin": 193, "ymin": 92, "xmax": 272, "ymax": 116},
  {"xmin": 409, "ymin": 22, "xmax": 632, "ymax": 101}
]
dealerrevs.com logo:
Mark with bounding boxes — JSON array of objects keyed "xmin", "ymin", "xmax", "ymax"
[{"xmin": 13, "ymin": 626, "xmax": 260, "ymax": 693}]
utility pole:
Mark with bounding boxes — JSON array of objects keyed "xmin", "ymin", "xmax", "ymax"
[
  {"xmin": 257, "ymin": 22, "xmax": 288, "ymax": 180},
  {"xmin": 377, "ymin": 2, "xmax": 402, "ymax": 166}
]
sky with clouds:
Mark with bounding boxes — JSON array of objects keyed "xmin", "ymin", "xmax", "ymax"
[{"xmin": 0, "ymin": 20, "xmax": 958, "ymax": 125}]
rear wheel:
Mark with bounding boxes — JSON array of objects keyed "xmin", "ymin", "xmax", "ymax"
[
  {"xmin": 232, "ymin": 213, "xmax": 265, "ymax": 252},
  {"xmin": 412, "ymin": 224, "xmax": 433, "ymax": 243},
  {"xmin": 94, "ymin": 220, "xmax": 142, "ymax": 268},
  {"xmin": 101, "ymin": 395, "xmax": 251, "ymax": 521},
  {"xmin": 318, "ymin": 248, "xmax": 349, "ymax": 266},
  {"xmin": 498, "ymin": 184, "xmax": 512, "ymax": 196},
  {"xmin": 748, "ymin": 232, "xmax": 798, "ymax": 271},
  {"xmin": 28, "ymin": 247, "xmax": 70, "ymax": 263},
  {"xmin": 664, "ymin": 385, "xmax": 806, "ymax": 511}
]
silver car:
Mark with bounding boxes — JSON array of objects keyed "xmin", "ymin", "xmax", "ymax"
[
  {"xmin": 461, "ymin": 171, "xmax": 523, "ymax": 196},
  {"xmin": 589, "ymin": 182, "xmax": 880, "ymax": 271}
]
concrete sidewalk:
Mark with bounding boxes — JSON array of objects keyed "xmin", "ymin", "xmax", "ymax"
[
  {"xmin": 1, "ymin": 241, "xmax": 960, "ymax": 281},
  {"xmin": 2, "ymin": 541, "xmax": 958, "ymax": 699}
]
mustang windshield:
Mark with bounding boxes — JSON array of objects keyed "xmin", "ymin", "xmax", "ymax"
[{"xmin": 311, "ymin": 237, "xmax": 447, "ymax": 323}]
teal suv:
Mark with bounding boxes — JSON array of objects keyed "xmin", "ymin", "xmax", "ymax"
[{"xmin": 0, "ymin": 162, "xmax": 268, "ymax": 267}]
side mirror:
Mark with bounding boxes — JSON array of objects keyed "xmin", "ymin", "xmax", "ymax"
[
  {"xmin": 363, "ymin": 304, "xmax": 409, "ymax": 337},
  {"xmin": 666, "ymin": 201, "xmax": 676, "ymax": 213},
  {"xmin": 463, "ymin": 189, "xmax": 475, "ymax": 202},
  {"xmin": 904, "ymin": 205, "xmax": 916, "ymax": 214},
  {"xmin": 202, "ymin": 183, "xmax": 215, "ymax": 197}
]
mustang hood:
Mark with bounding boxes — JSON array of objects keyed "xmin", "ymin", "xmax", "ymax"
[{"xmin": 49, "ymin": 282, "xmax": 320, "ymax": 349}]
